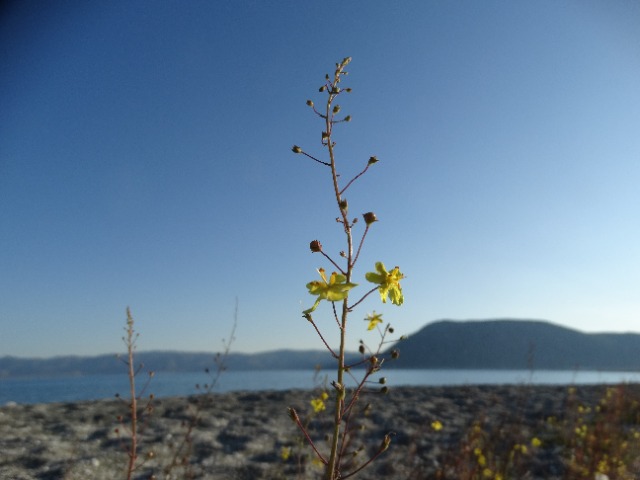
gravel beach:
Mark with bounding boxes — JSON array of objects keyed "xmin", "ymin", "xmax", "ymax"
[{"xmin": 1, "ymin": 384, "xmax": 639, "ymax": 479}]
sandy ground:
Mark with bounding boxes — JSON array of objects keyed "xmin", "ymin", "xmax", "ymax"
[{"xmin": 0, "ymin": 384, "xmax": 637, "ymax": 479}]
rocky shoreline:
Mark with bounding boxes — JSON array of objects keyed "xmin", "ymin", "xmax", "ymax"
[{"xmin": 1, "ymin": 384, "xmax": 639, "ymax": 479}]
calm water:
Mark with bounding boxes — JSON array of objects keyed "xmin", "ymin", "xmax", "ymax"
[{"xmin": 2, "ymin": 369, "xmax": 640, "ymax": 405}]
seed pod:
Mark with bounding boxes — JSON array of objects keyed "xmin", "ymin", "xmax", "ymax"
[
  {"xmin": 309, "ymin": 240, "xmax": 322, "ymax": 253},
  {"xmin": 363, "ymin": 212, "xmax": 378, "ymax": 225}
]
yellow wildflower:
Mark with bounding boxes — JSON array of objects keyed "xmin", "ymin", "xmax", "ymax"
[
  {"xmin": 310, "ymin": 397, "xmax": 326, "ymax": 413},
  {"xmin": 303, "ymin": 268, "xmax": 357, "ymax": 314},
  {"xmin": 365, "ymin": 311, "xmax": 384, "ymax": 330},
  {"xmin": 365, "ymin": 262, "xmax": 405, "ymax": 305},
  {"xmin": 531, "ymin": 437, "xmax": 542, "ymax": 448},
  {"xmin": 280, "ymin": 446, "xmax": 291, "ymax": 461},
  {"xmin": 431, "ymin": 420, "xmax": 443, "ymax": 431}
]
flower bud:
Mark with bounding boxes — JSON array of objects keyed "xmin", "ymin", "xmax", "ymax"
[
  {"xmin": 339, "ymin": 199, "xmax": 348, "ymax": 212},
  {"xmin": 306, "ymin": 100, "xmax": 314, "ymax": 107},
  {"xmin": 344, "ymin": 115, "xmax": 352, "ymax": 122},
  {"xmin": 368, "ymin": 156, "xmax": 379, "ymax": 165},
  {"xmin": 340, "ymin": 251, "xmax": 346, "ymax": 257},
  {"xmin": 363, "ymin": 212, "xmax": 378, "ymax": 225},
  {"xmin": 345, "ymin": 88, "xmax": 352, "ymax": 93},
  {"xmin": 333, "ymin": 105, "xmax": 341, "ymax": 114},
  {"xmin": 380, "ymin": 434, "xmax": 392, "ymax": 452},
  {"xmin": 391, "ymin": 349, "xmax": 400, "ymax": 360},
  {"xmin": 287, "ymin": 407, "xmax": 299, "ymax": 422},
  {"xmin": 380, "ymin": 386, "xmax": 389, "ymax": 394},
  {"xmin": 322, "ymin": 132, "xmax": 329, "ymax": 140},
  {"xmin": 379, "ymin": 377, "xmax": 387, "ymax": 385},
  {"xmin": 319, "ymin": 85, "xmax": 326, "ymax": 92},
  {"xmin": 292, "ymin": 145, "xmax": 302, "ymax": 154},
  {"xmin": 309, "ymin": 240, "xmax": 322, "ymax": 253},
  {"xmin": 388, "ymin": 327, "xmax": 394, "ymax": 334},
  {"xmin": 359, "ymin": 345, "xmax": 365, "ymax": 354}
]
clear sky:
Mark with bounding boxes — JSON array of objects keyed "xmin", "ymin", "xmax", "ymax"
[{"xmin": 2, "ymin": 1, "xmax": 639, "ymax": 358}]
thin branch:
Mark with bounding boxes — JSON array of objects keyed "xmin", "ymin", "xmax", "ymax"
[
  {"xmin": 289, "ymin": 408, "xmax": 328, "ymax": 465},
  {"xmin": 351, "ymin": 224, "xmax": 370, "ymax": 268},
  {"xmin": 302, "ymin": 150, "xmax": 332, "ymax": 167},
  {"xmin": 307, "ymin": 316, "xmax": 338, "ymax": 358},
  {"xmin": 348, "ymin": 287, "xmax": 379, "ymax": 311},
  {"xmin": 339, "ymin": 162, "xmax": 372, "ymax": 196},
  {"xmin": 332, "ymin": 302, "xmax": 342, "ymax": 330},
  {"xmin": 163, "ymin": 300, "xmax": 238, "ymax": 477},
  {"xmin": 321, "ymin": 251, "xmax": 346, "ymax": 275},
  {"xmin": 340, "ymin": 439, "xmax": 391, "ymax": 479}
]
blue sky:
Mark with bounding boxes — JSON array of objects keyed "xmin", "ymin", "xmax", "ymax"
[{"xmin": 1, "ymin": 1, "xmax": 639, "ymax": 358}]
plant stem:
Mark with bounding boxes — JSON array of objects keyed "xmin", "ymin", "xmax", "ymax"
[
  {"xmin": 325, "ymin": 69, "xmax": 354, "ymax": 480},
  {"xmin": 125, "ymin": 308, "xmax": 138, "ymax": 480}
]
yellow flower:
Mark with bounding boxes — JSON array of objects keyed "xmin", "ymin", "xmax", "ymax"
[
  {"xmin": 303, "ymin": 268, "xmax": 357, "ymax": 314},
  {"xmin": 310, "ymin": 398, "xmax": 326, "ymax": 413},
  {"xmin": 431, "ymin": 420, "xmax": 443, "ymax": 431},
  {"xmin": 321, "ymin": 391, "xmax": 329, "ymax": 401},
  {"xmin": 597, "ymin": 459, "xmax": 609, "ymax": 474},
  {"xmin": 365, "ymin": 262, "xmax": 405, "ymax": 305},
  {"xmin": 280, "ymin": 446, "xmax": 291, "ymax": 461},
  {"xmin": 365, "ymin": 311, "xmax": 384, "ymax": 330},
  {"xmin": 482, "ymin": 468, "xmax": 493, "ymax": 478},
  {"xmin": 531, "ymin": 437, "xmax": 542, "ymax": 448}
]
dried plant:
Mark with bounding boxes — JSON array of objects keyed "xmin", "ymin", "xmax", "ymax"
[{"xmin": 115, "ymin": 307, "xmax": 156, "ymax": 480}]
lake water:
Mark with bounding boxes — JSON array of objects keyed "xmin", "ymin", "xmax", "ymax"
[{"xmin": 2, "ymin": 369, "xmax": 640, "ymax": 405}]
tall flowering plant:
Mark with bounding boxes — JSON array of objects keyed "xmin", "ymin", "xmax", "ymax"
[{"xmin": 290, "ymin": 57, "xmax": 405, "ymax": 480}]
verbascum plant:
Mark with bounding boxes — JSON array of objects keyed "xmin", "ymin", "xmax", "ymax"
[{"xmin": 290, "ymin": 57, "xmax": 405, "ymax": 480}]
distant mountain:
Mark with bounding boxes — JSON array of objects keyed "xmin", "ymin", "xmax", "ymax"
[
  {"xmin": 3, "ymin": 319, "xmax": 640, "ymax": 378},
  {"xmin": 388, "ymin": 319, "xmax": 640, "ymax": 370},
  {"xmin": 0, "ymin": 350, "xmax": 353, "ymax": 378}
]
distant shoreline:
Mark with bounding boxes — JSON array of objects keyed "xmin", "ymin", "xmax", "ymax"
[{"xmin": 4, "ymin": 368, "xmax": 640, "ymax": 406}]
